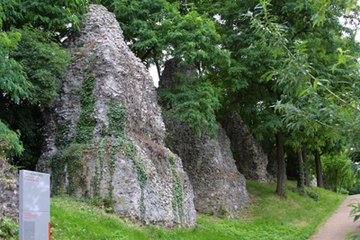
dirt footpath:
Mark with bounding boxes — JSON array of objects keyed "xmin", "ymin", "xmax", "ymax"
[{"xmin": 309, "ymin": 194, "xmax": 360, "ymax": 240}]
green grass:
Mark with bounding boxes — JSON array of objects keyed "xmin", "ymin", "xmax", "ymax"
[{"xmin": 50, "ymin": 181, "xmax": 345, "ymax": 240}]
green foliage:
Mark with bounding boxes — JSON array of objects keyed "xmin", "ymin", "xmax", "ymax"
[
  {"xmin": 50, "ymin": 144, "xmax": 86, "ymax": 195},
  {"xmin": 169, "ymin": 154, "xmax": 184, "ymax": 223},
  {"xmin": 114, "ymin": 0, "xmax": 174, "ymax": 61},
  {"xmin": 55, "ymin": 119, "xmax": 71, "ymax": 149},
  {"xmin": 0, "ymin": 30, "xmax": 31, "ymax": 104},
  {"xmin": 91, "ymin": 137, "xmax": 129, "ymax": 209},
  {"xmin": 251, "ymin": 0, "xmax": 360, "ymax": 135},
  {"xmin": 95, "ymin": 99, "xmax": 148, "ymax": 219},
  {"xmin": 306, "ymin": 189, "xmax": 320, "ymax": 201},
  {"xmin": 114, "ymin": 0, "xmax": 230, "ymax": 71},
  {"xmin": 350, "ymin": 202, "xmax": 360, "ymax": 222},
  {"xmin": 0, "ymin": 3, "xmax": 73, "ymax": 163},
  {"xmin": 92, "ymin": 0, "xmax": 115, "ymax": 12},
  {"xmin": 0, "ymin": 0, "xmax": 84, "ymax": 163},
  {"xmin": 92, "ymin": 139, "xmax": 106, "ymax": 197},
  {"xmin": 133, "ymin": 156, "xmax": 148, "ymax": 220},
  {"xmin": 51, "ymin": 181, "xmax": 344, "ymax": 239},
  {"xmin": 349, "ymin": 181, "xmax": 360, "ymax": 195},
  {"xmin": 11, "ymin": 27, "xmax": 70, "ymax": 106},
  {"xmin": 159, "ymin": 78, "xmax": 221, "ymax": 136},
  {"xmin": 0, "ymin": 217, "xmax": 18, "ymax": 240},
  {"xmin": 322, "ymin": 150, "xmax": 358, "ymax": 192},
  {"xmin": 2, "ymin": 0, "xmax": 88, "ymax": 35},
  {"xmin": 107, "ymin": 99, "xmax": 126, "ymax": 138},
  {"xmin": 0, "ymin": 120, "xmax": 23, "ymax": 157},
  {"xmin": 75, "ymin": 75, "xmax": 97, "ymax": 144},
  {"xmin": 349, "ymin": 201, "xmax": 360, "ymax": 239},
  {"xmin": 160, "ymin": 10, "xmax": 231, "ymax": 71}
]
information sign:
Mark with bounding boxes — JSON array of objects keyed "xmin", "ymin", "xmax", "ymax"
[{"xmin": 19, "ymin": 170, "xmax": 50, "ymax": 240}]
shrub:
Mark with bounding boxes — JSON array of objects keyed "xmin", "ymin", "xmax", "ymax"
[
  {"xmin": 0, "ymin": 120, "xmax": 23, "ymax": 158},
  {"xmin": 349, "ymin": 182, "xmax": 360, "ymax": 195},
  {"xmin": 0, "ymin": 217, "xmax": 18, "ymax": 240}
]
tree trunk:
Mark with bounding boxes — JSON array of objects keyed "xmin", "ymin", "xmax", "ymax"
[
  {"xmin": 314, "ymin": 151, "xmax": 324, "ymax": 188},
  {"xmin": 302, "ymin": 149, "xmax": 310, "ymax": 186},
  {"xmin": 297, "ymin": 150, "xmax": 305, "ymax": 190},
  {"xmin": 155, "ymin": 59, "xmax": 161, "ymax": 80},
  {"xmin": 334, "ymin": 169, "xmax": 338, "ymax": 192},
  {"xmin": 276, "ymin": 132, "xmax": 286, "ymax": 196}
]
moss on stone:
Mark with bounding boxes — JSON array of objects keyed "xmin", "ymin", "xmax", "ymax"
[
  {"xmin": 55, "ymin": 119, "xmax": 71, "ymax": 149},
  {"xmin": 50, "ymin": 143, "xmax": 86, "ymax": 195},
  {"xmin": 169, "ymin": 153, "xmax": 184, "ymax": 224},
  {"xmin": 134, "ymin": 157, "xmax": 147, "ymax": 220},
  {"xmin": 107, "ymin": 99, "xmax": 126, "ymax": 138},
  {"xmin": 75, "ymin": 74, "xmax": 97, "ymax": 144}
]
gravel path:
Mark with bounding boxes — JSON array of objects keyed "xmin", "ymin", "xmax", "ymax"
[{"xmin": 309, "ymin": 194, "xmax": 360, "ymax": 240}]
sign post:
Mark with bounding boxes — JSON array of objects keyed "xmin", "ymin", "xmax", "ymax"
[{"xmin": 19, "ymin": 170, "xmax": 50, "ymax": 240}]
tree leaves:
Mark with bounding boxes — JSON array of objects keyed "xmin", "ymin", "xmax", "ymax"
[
  {"xmin": 0, "ymin": 0, "xmax": 78, "ymax": 160},
  {"xmin": 0, "ymin": 31, "xmax": 32, "ymax": 104},
  {"xmin": 11, "ymin": 27, "xmax": 70, "ymax": 106},
  {"xmin": 0, "ymin": 120, "xmax": 23, "ymax": 157},
  {"xmin": 159, "ymin": 78, "xmax": 221, "ymax": 136}
]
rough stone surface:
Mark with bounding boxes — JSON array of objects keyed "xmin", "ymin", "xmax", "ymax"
[
  {"xmin": 37, "ymin": 108, "xmax": 58, "ymax": 172},
  {"xmin": 159, "ymin": 59, "xmax": 248, "ymax": 217},
  {"xmin": 164, "ymin": 120, "xmax": 248, "ymax": 217},
  {"xmin": 37, "ymin": 4, "xmax": 195, "ymax": 227},
  {"xmin": 0, "ymin": 157, "xmax": 18, "ymax": 222},
  {"xmin": 222, "ymin": 112, "xmax": 271, "ymax": 183},
  {"xmin": 159, "ymin": 58, "xmax": 197, "ymax": 90}
]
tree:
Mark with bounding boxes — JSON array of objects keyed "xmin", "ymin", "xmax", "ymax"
[
  {"xmin": 0, "ymin": 0, "xmax": 81, "ymax": 165},
  {"xmin": 2, "ymin": 0, "xmax": 88, "ymax": 37},
  {"xmin": 323, "ymin": 150, "xmax": 359, "ymax": 192},
  {"xmin": 0, "ymin": 120, "xmax": 23, "ymax": 157},
  {"xmin": 246, "ymin": 0, "xmax": 359, "ymax": 193},
  {"xmin": 113, "ymin": 0, "xmax": 230, "ymax": 136},
  {"xmin": 276, "ymin": 132, "xmax": 286, "ymax": 195}
]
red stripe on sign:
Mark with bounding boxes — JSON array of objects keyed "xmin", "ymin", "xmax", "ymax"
[{"xmin": 48, "ymin": 222, "xmax": 51, "ymax": 240}]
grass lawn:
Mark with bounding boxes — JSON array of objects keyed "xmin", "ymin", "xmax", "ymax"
[{"xmin": 50, "ymin": 181, "xmax": 345, "ymax": 240}]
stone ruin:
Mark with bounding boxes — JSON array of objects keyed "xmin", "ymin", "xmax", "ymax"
[
  {"xmin": 0, "ymin": 157, "xmax": 18, "ymax": 222},
  {"xmin": 37, "ymin": 5, "xmax": 195, "ymax": 227},
  {"xmin": 159, "ymin": 58, "xmax": 248, "ymax": 217},
  {"xmin": 222, "ymin": 112, "xmax": 271, "ymax": 183}
]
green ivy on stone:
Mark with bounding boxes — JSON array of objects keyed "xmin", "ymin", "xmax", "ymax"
[
  {"xmin": 169, "ymin": 153, "xmax": 184, "ymax": 223},
  {"xmin": 75, "ymin": 74, "xmax": 97, "ymax": 144},
  {"xmin": 50, "ymin": 143, "xmax": 86, "ymax": 195}
]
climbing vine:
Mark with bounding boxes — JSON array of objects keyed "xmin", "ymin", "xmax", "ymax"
[
  {"xmin": 107, "ymin": 98, "xmax": 126, "ymax": 138},
  {"xmin": 92, "ymin": 138, "xmax": 106, "ymax": 197},
  {"xmin": 52, "ymin": 93, "xmax": 150, "ymax": 219},
  {"xmin": 169, "ymin": 153, "xmax": 184, "ymax": 223},
  {"xmin": 50, "ymin": 143, "xmax": 86, "ymax": 195},
  {"xmin": 75, "ymin": 74, "xmax": 97, "ymax": 144},
  {"xmin": 133, "ymin": 156, "xmax": 147, "ymax": 220},
  {"xmin": 55, "ymin": 119, "xmax": 71, "ymax": 149}
]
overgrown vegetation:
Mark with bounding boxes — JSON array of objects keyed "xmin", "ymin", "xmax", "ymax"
[
  {"xmin": 50, "ymin": 95, "xmax": 152, "ymax": 219},
  {"xmin": 349, "ymin": 202, "xmax": 360, "ymax": 239},
  {"xmin": 0, "ymin": 217, "xmax": 18, "ymax": 240},
  {"xmin": 50, "ymin": 181, "xmax": 344, "ymax": 240},
  {"xmin": 50, "ymin": 143, "xmax": 86, "ymax": 195},
  {"xmin": 1, "ymin": 0, "xmax": 359, "ymax": 198},
  {"xmin": 106, "ymin": 99, "xmax": 126, "ymax": 138},
  {"xmin": 0, "ymin": 121, "xmax": 23, "ymax": 157},
  {"xmin": 1, "ymin": 0, "xmax": 359, "ymax": 237},
  {"xmin": 159, "ymin": 77, "xmax": 221, "ymax": 137},
  {"xmin": 169, "ymin": 153, "xmax": 184, "ymax": 224},
  {"xmin": 134, "ymin": 156, "xmax": 148, "ymax": 220},
  {"xmin": 75, "ymin": 74, "xmax": 97, "ymax": 144}
]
